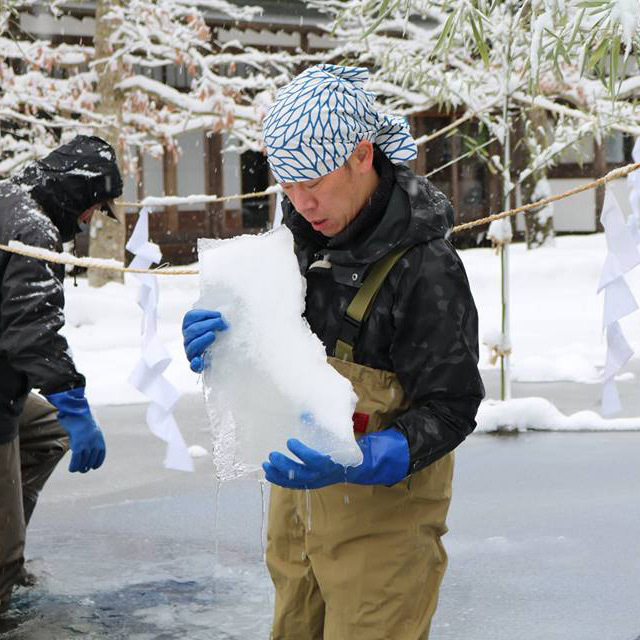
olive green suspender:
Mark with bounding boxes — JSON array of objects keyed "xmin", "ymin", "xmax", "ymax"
[{"xmin": 333, "ymin": 245, "xmax": 411, "ymax": 363}]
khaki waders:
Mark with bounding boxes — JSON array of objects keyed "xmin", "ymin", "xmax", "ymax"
[
  {"xmin": 267, "ymin": 248, "xmax": 454, "ymax": 640},
  {"xmin": 0, "ymin": 392, "xmax": 68, "ymax": 602}
]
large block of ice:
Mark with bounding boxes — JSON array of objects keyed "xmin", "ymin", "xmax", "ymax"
[{"xmin": 198, "ymin": 226, "xmax": 363, "ymax": 480}]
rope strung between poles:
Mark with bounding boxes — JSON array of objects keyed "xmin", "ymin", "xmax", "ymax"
[
  {"xmin": 1, "ymin": 159, "xmax": 640, "ymax": 275},
  {"xmin": 451, "ymin": 159, "xmax": 640, "ymax": 234},
  {"xmin": 118, "ymin": 187, "xmax": 280, "ymax": 209},
  {"xmin": 0, "ymin": 241, "xmax": 199, "ymax": 275}
]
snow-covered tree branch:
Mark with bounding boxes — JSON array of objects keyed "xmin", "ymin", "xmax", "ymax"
[{"xmin": 0, "ymin": 0, "xmax": 313, "ymax": 175}]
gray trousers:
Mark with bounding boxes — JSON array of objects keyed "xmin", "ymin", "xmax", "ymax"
[{"xmin": 0, "ymin": 393, "xmax": 68, "ymax": 597}]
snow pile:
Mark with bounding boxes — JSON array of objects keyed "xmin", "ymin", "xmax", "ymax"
[
  {"xmin": 197, "ymin": 226, "xmax": 361, "ymax": 479},
  {"xmin": 477, "ymin": 397, "xmax": 640, "ymax": 432},
  {"xmin": 465, "ymin": 234, "xmax": 640, "ymax": 381}
]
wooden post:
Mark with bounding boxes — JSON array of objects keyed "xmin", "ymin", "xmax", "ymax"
[
  {"xmin": 205, "ymin": 132, "xmax": 224, "ymax": 238},
  {"xmin": 163, "ymin": 146, "xmax": 179, "ymax": 236},
  {"xmin": 136, "ymin": 147, "xmax": 144, "ymax": 203},
  {"xmin": 594, "ymin": 139, "xmax": 606, "ymax": 232},
  {"xmin": 413, "ymin": 114, "xmax": 427, "ymax": 176}
]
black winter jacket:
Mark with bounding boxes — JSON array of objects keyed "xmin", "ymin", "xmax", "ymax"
[
  {"xmin": 284, "ymin": 153, "xmax": 485, "ymax": 474},
  {"xmin": 0, "ymin": 136, "xmax": 122, "ymax": 442}
]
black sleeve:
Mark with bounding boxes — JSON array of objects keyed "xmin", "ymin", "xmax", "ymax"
[
  {"xmin": 0, "ymin": 223, "xmax": 85, "ymax": 394},
  {"xmin": 388, "ymin": 239, "xmax": 485, "ymax": 474}
]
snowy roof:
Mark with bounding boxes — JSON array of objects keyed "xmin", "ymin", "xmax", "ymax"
[{"xmin": 23, "ymin": 0, "xmax": 329, "ymax": 30}]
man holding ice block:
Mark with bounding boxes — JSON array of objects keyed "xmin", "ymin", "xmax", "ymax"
[{"xmin": 183, "ymin": 65, "xmax": 484, "ymax": 639}]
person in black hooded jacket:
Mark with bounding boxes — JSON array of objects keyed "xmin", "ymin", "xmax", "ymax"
[
  {"xmin": 0, "ymin": 135, "xmax": 122, "ymax": 613},
  {"xmin": 183, "ymin": 65, "xmax": 485, "ymax": 639}
]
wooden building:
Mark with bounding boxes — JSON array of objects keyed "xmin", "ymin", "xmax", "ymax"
[{"xmin": 7, "ymin": 1, "xmax": 638, "ymax": 264}]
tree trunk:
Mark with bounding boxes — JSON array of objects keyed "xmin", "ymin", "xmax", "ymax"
[
  {"xmin": 519, "ymin": 109, "xmax": 555, "ymax": 249},
  {"xmin": 88, "ymin": 0, "xmax": 125, "ymax": 287},
  {"xmin": 522, "ymin": 177, "xmax": 555, "ymax": 249}
]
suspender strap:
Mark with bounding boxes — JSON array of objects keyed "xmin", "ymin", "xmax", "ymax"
[{"xmin": 334, "ymin": 245, "xmax": 410, "ymax": 362}]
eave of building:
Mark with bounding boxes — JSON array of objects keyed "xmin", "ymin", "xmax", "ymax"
[{"xmin": 23, "ymin": 1, "xmax": 331, "ymax": 35}]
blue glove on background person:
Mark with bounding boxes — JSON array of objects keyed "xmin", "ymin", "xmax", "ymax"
[
  {"xmin": 182, "ymin": 309, "xmax": 228, "ymax": 373},
  {"xmin": 44, "ymin": 387, "xmax": 106, "ymax": 473},
  {"xmin": 262, "ymin": 429, "xmax": 410, "ymax": 489}
]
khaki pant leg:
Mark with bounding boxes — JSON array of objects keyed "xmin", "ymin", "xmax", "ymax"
[
  {"xmin": 306, "ymin": 453, "xmax": 454, "ymax": 640},
  {"xmin": 18, "ymin": 393, "xmax": 68, "ymax": 526},
  {"xmin": 0, "ymin": 436, "xmax": 25, "ymax": 598},
  {"xmin": 266, "ymin": 485, "xmax": 325, "ymax": 640}
]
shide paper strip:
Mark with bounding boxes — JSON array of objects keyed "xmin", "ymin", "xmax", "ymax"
[
  {"xmin": 629, "ymin": 139, "xmax": 640, "ymax": 242},
  {"xmin": 198, "ymin": 226, "xmax": 363, "ymax": 480},
  {"xmin": 127, "ymin": 207, "xmax": 193, "ymax": 471},
  {"xmin": 598, "ymin": 190, "xmax": 640, "ymax": 415}
]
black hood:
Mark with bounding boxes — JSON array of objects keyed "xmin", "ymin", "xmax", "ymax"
[
  {"xmin": 283, "ymin": 160, "xmax": 454, "ymax": 269},
  {"xmin": 13, "ymin": 135, "xmax": 123, "ymax": 242}
]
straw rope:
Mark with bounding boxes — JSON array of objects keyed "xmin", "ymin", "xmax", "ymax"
[
  {"xmin": 119, "ymin": 188, "xmax": 279, "ymax": 209},
  {"xmin": 1, "ymin": 159, "xmax": 639, "ymax": 275},
  {"xmin": 451, "ymin": 159, "xmax": 640, "ymax": 234},
  {"xmin": 0, "ymin": 242, "xmax": 199, "ymax": 275}
]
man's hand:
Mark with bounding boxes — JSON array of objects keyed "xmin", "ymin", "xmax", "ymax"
[
  {"xmin": 44, "ymin": 387, "xmax": 105, "ymax": 473},
  {"xmin": 182, "ymin": 309, "xmax": 228, "ymax": 373},
  {"xmin": 262, "ymin": 429, "xmax": 410, "ymax": 489}
]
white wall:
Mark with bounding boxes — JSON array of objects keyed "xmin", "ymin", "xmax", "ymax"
[
  {"xmin": 123, "ymin": 173, "xmax": 137, "ymax": 209},
  {"xmin": 217, "ymin": 27, "xmax": 300, "ymax": 47},
  {"xmin": 20, "ymin": 13, "xmax": 94, "ymax": 36},
  {"xmin": 516, "ymin": 178, "xmax": 597, "ymax": 233},
  {"xmin": 547, "ymin": 178, "xmax": 596, "ymax": 232},
  {"xmin": 176, "ymin": 129, "xmax": 206, "ymax": 210},
  {"xmin": 222, "ymin": 136, "xmax": 241, "ymax": 211},
  {"xmin": 142, "ymin": 153, "xmax": 163, "ymax": 200},
  {"xmin": 556, "ymin": 135, "xmax": 594, "ymax": 164}
]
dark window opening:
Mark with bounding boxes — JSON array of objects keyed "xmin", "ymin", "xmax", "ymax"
[{"xmin": 241, "ymin": 150, "xmax": 269, "ymax": 229}]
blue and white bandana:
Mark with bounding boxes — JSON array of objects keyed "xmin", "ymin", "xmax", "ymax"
[{"xmin": 262, "ymin": 65, "xmax": 417, "ymax": 183}]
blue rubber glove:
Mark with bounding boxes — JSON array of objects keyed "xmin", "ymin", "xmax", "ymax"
[
  {"xmin": 44, "ymin": 388, "xmax": 106, "ymax": 473},
  {"xmin": 262, "ymin": 429, "xmax": 410, "ymax": 489},
  {"xmin": 182, "ymin": 309, "xmax": 229, "ymax": 373}
]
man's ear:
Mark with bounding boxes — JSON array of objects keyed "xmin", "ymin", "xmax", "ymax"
[{"xmin": 353, "ymin": 140, "xmax": 374, "ymax": 174}]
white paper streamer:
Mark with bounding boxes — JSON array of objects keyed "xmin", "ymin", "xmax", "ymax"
[
  {"xmin": 628, "ymin": 139, "xmax": 640, "ymax": 242},
  {"xmin": 599, "ymin": 187, "xmax": 640, "ymax": 416},
  {"xmin": 126, "ymin": 207, "xmax": 193, "ymax": 471}
]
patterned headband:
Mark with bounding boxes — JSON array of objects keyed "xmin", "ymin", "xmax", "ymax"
[{"xmin": 262, "ymin": 65, "xmax": 417, "ymax": 183}]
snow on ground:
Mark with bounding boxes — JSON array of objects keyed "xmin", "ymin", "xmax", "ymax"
[
  {"xmin": 60, "ymin": 233, "xmax": 640, "ymax": 430},
  {"xmin": 463, "ymin": 233, "xmax": 640, "ymax": 379},
  {"xmin": 477, "ymin": 397, "xmax": 640, "ymax": 432}
]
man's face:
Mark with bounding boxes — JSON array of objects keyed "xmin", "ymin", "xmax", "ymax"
[
  {"xmin": 280, "ymin": 163, "xmax": 362, "ymax": 238},
  {"xmin": 77, "ymin": 203, "xmax": 103, "ymax": 225}
]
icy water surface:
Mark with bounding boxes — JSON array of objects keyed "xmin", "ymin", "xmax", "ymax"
[
  {"xmin": 2, "ymin": 395, "xmax": 640, "ymax": 639},
  {"xmin": 2, "ymin": 571, "xmax": 272, "ymax": 639}
]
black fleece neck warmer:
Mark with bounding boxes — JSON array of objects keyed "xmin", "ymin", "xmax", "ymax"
[{"xmin": 327, "ymin": 146, "xmax": 395, "ymax": 249}]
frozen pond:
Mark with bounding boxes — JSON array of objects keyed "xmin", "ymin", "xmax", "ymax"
[{"xmin": 2, "ymin": 383, "xmax": 640, "ymax": 639}]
